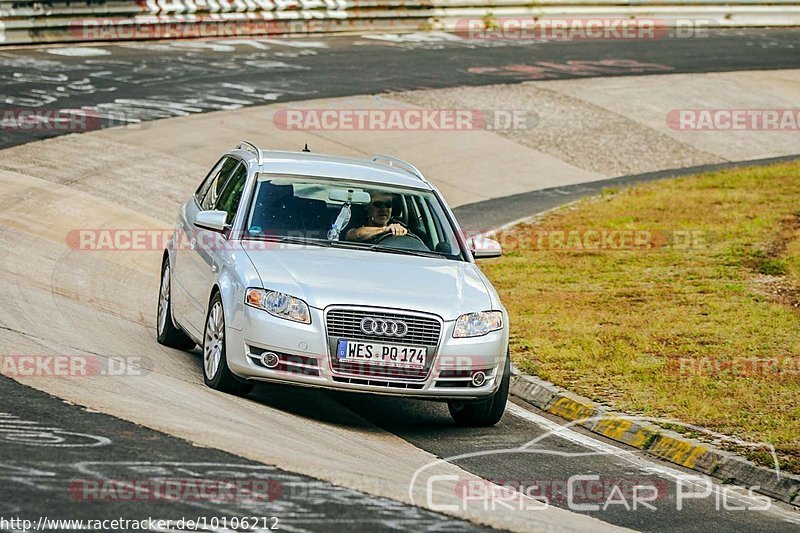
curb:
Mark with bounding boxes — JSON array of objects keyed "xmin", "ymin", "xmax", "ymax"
[{"xmin": 508, "ymin": 367, "xmax": 800, "ymax": 507}]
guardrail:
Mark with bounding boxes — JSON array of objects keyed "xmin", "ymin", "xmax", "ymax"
[{"xmin": 1, "ymin": 1, "xmax": 799, "ymax": 45}]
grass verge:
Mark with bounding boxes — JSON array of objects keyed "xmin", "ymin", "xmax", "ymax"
[{"xmin": 482, "ymin": 161, "xmax": 800, "ymax": 473}]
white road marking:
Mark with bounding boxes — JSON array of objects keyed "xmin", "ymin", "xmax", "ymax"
[
  {"xmin": 255, "ymin": 38, "xmax": 329, "ymax": 48},
  {"xmin": 46, "ymin": 47, "xmax": 111, "ymax": 57},
  {"xmin": 0, "ymin": 412, "xmax": 111, "ymax": 448}
]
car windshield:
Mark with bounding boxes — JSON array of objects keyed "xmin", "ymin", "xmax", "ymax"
[{"xmin": 242, "ymin": 175, "xmax": 464, "ymax": 260}]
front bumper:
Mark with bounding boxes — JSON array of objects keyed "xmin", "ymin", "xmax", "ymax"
[{"xmin": 225, "ymin": 305, "xmax": 508, "ymax": 400}]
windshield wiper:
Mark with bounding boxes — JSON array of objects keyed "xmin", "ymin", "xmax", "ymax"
[
  {"xmin": 247, "ymin": 235, "xmax": 451, "ymax": 258},
  {"xmin": 368, "ymin": 245, "xmax": 447, "ymax": 259},
  {"xmin": 329, "ymin": 239, "xmax": 448, "ymax": 258},
  {"xmin": 246, "ymin": 235, "xmax": 331, "ymax": 248}
]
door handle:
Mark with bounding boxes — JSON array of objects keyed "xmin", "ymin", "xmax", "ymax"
[
  {"xmin": 190, "ymin": 238, "xmax": 196, "ymax": 250},
  {"xmin": 211, "ymin": 263, "xmax": 218, "ymax": 273}
]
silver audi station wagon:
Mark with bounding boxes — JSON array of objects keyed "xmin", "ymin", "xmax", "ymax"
[{"xmin": 157, "ymin": 142, "xmax": 510, "ymax": 426}]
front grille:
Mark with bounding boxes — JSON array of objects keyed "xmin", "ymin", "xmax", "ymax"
[
  {"xmin": 325, "ymin": 307, "xmax": 442, "ymax": 381},
  {"xmin": 326, "ymin": 309, "xmax": 441, "ymax": 346},
  {"xmin": 333, "ymin": 361, "xmax": 428, "ymax": 380},
  {"xmin": 332, "ymin": 376, "xmax": 425, "ymax": 390}
]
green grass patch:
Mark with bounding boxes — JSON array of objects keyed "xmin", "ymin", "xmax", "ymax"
[{"xmin": 482, "ymin": 162, "xmax": 800, "ymax": 473}]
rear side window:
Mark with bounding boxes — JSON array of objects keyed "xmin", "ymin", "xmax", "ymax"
[
  {"xmin": 199, "ymin": 158, "xmax": 240, "ymax": 211},
  {"xmin": 195, "ymin": 158, "xmax": 224, "ymax": 202},
  {"xmin": 214, "ymin": 163, "xmax": 248, "ymax": 225}
]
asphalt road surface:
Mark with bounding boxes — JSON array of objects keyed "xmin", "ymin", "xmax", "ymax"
[
  {"xmin": 0, "ymin": 376, "xmax": 482, "ymax": 532},
  {"xmin": 1, "ymin": 28, "xmax": 800, "ymax": 532},
  {"xmin": 1, "ymin": 28, "xmax": 799, "ymax": 149},
  {"xmin": 3, "ymin": 372, "xmax": 798, "ymax": 532}
]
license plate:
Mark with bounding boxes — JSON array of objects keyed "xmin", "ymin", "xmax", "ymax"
[{"xmin": 336, "ymin": 339, "xmax": 427, "ymax": 368}]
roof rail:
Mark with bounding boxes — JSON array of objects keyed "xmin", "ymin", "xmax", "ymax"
[
  {"xmin": 370, "ymin": 155, "xmax": 427, "ymax": 183},
  {"xmin": 237, "ymin": 140, "xmax": 262, "ymax": 165}
]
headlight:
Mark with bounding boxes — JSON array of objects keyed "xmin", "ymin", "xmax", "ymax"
[
  {"xmin": 453, "ymin": 311, "xmax": 503, "ymax": 338},
  {"xmin": 245, "ymin": 288, "xmax": 311, "ymax": 324}
]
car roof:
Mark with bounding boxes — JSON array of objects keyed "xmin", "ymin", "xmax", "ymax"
[{"xmin": 231, "ymin": 149, "xmax": 433, "ymax": 191}]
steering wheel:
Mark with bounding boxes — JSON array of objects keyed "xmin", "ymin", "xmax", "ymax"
[{"xmin": 371, "ymin": 223, "xmax": 429, "ymax": 251}]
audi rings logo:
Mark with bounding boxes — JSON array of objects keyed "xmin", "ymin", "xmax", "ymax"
[{"xmin": 360, "ymin": 317, "xmax": 409, "ymax": 337}]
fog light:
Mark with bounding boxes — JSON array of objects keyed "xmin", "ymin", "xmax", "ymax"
[
  {"xmin": 471, "ymin": 371, "xmax": 486, "ymax": 387},
  {"xmin": 261, "ymin": 352, "xmax": 280, "ymax": 368}
]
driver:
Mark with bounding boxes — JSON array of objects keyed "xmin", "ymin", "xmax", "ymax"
[{"xmin": 345, "ymin": 191, "xmax": 408, "ymax": 242}]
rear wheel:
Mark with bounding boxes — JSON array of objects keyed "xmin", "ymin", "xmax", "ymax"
[
  {"xmin": 448, "ymin": 354, "xmax": 510, "ymax": 427},
  {"xmin": 203, "ymin": 292, "xmax": 253, "ymax": 396},
  {"xmin": 156, "ymin": 258, "xmax": 195, "ymax": 350}
]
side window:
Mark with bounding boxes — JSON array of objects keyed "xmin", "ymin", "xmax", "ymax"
[
  {"xmin": 214, "ymin": 163, "xmax": 248, "ymax": 225},
  {"xmin": 195, "ymin": 158, "xmax": 225, "ymax": 202},
  {"xmin": 199, "ymin": 157, "xmax": 239, "ymax": 210}
]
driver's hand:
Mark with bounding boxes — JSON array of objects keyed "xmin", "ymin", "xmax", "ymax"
[{"xmin": 387, "ymin": 223, "xmax": 408, "ymax": 236}]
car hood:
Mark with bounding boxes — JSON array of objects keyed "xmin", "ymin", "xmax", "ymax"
[{"xmin": 241, "ymin": 244, "xmax": 492, "ymax": 320}]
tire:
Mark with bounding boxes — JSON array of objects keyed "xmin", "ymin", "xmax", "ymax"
[
  {"xmin": 448, "ymin": 353, "xmax": 510, "ymax": 427},
  {"xmin": 203, "ymin": 292, "xmax": 254, "ymax": 396},
  {"xmin": 156, "ymin": 258, "xmax": 196, "ymax": 350}
]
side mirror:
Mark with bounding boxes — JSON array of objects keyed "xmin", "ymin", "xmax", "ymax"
[
  {"xmin": 194, "ymin": 210, "xmax": 228, "ymax": 233},
  {"xmin": 469, "ymin": 236, "xmax": 502, "ymax": 259}
]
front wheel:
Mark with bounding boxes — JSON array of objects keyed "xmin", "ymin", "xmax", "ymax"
[
  {"xmin": 448, "ymin": 354, "xmax": 510, "ymax": 427},
  {"xmin": 203, "ymin": 292, "xmax": 253, "ymax": 396}
]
